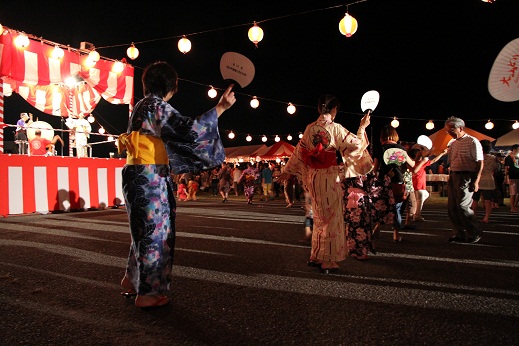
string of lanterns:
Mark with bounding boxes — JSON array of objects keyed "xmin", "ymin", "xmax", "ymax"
[
  {"xmin": 0, "ymin": 25, "xmax": 129, "ymax": 75},
  {"xmin": 0, "ymin": 0, "xmax": 507, "ymax": 144},
  {"xmin": 200, "ymin": 82, "xmax": 519, "ymax": 138},
  {"xmin": 88, "ymin": 1, "xmax": 369, "ymax": 57}
]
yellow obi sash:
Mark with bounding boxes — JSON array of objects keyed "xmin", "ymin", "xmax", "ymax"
[{"xmin": 117, "ymin": 131, "xmax": 168, "ymax": 165}]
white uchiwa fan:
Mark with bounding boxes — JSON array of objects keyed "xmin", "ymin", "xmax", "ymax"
[
  {"xmin": 488, "ymin": 37, "xmax": 519, "ymax": 102},
  {"xmin": 360, "ymin": 90, "xmax": 380, "ymax": 113}
]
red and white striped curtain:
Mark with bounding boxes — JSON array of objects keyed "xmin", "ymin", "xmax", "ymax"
[{"xmin": 0, "ymin": 31, "xmax": 134, "ymax": 150}]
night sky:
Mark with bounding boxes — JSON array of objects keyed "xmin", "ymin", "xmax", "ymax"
[{"xmin": 1, "ymin": 0, "xmax": 518, "ymax": 157}]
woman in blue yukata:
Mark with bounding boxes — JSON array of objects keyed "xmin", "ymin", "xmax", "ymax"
[{"xmin": 117, "ymin": 61, "xmax": 236, "ymax": 309}]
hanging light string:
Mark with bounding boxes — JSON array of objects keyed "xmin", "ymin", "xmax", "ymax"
[
  {"xmin": 2, "ymin": 1, "xmax": 513, "ymax": 143},
  {"xmin": 93, "ymin": 1, "xmax": 368, "ymax": 51}
]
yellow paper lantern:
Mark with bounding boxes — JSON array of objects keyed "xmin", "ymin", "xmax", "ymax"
[
  {"xmin": 126, "ymin": 43, "xmax": 139, "ymax": 60},
  {"xmin": 338, "ymin": 13, "xmax": 358, "ymax": 37},
  {"xmin": 485, "ymin": 120, "xmax": 494, "ymax": 130},
  {"xmin": 391, "ymin": 117, "xmax": 400, "ymax": 128},
  {"xmin": 248, "ymin": 22, "xmax": 264, "ymax": 47},
  {"xmin": 426, "ymin": 120, "xmax": 435, "ymax": 130},
  {"xmin": 178, "ymin": 36, "xmax": 191, "ymax": 54},
  {"xmin": 228, "ymin": 131, "xmax": 235, "ymax": 139}
]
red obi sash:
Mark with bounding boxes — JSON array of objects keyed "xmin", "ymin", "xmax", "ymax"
[{"xmin": 301, "ymin": 143, "xmax": 337, "ymax": 169}]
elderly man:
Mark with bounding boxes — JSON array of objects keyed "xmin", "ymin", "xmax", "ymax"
[{"xmin": 444, "ymin": 116, "xmax": 484, "ymax": 244}]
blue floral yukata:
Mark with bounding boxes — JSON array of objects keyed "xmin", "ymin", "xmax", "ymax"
[{"xmin": 120, "ymin": 95, "xmax": 224, "ymax": 296}]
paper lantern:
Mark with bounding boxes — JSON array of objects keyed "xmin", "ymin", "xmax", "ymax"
[
  {"xmin": 178, "ymin": 36, "xmax": 191, "ymax": 54},
  {"xmin": 391, "ymin": 117, "xmax": 399, "ymax": 128},
  {"xmin": 52, "ymin": 45, "xmax": 64, "ymax": 59},
  {"xmin": 426, "ymin": 120, "xmax": 435, "ymax": 130},
  {"xmin": 246, "ymin": 134, "xmax": 252, "ymax": 142},
  {"xmin": 126, "ymin": 43, "xmax": 139, "ymax": 60},
  {"xmin": 275, "ymin": 135, "xmax": 280, "ymax": 142},
  {"xmin": 14, "ymin": 33, "xmax": 30, "ymax": 48},
  {"xmin": 287, "ymin": 134, "xmax": 292, "ymax": 141},
  {"xmin": 287, "ymin": 103, "xmax": 296, "ymax": 114},
  {"xmin": 299, "ymin": 133, "xmax": 303, "ymax": 139},
  {"xmin": 250, "ymin": 96, "xmax": 259, "ymax": 108},
  {"xmin": 513, "ymin": 121, "xmax": 519, "ymax": 130},
  {"xmin": 89, "ymin": 49, "xmax": 100, "ymax": 62},
  {"xmin": 338, "ymin": 13, "xmax": 358, "ymax": 37},
  {"xmin": 99, "ymin": 127, "xmax": 106, "ymax": 134},
  {"xmin": 208, "ymin": 87, "xmax": 217, "ymax": 98},
  {"xmin": 228, "ymin": 131, "xmax": 235, "ymax": 139},
  {"xmin": 262, "ymin": 135, "xmax": 267, "ymax": 142},
  {"xmin": 485, "ymin": 120, "xmax": 494, "ymax": 130},
  {"xmin": 248, "ymin": 22, "xmax": 264, "ymax": 47},
  {"xmin": 87, "ymin": 115, "xmax": 95, "ymax": 123},
  {"xmin": 112, "ymin": 61, "xmax": 125, "ymax": 73},
  {"xmin": 84, "ymin": 56, "xmax": 96, "ymax": 68}
]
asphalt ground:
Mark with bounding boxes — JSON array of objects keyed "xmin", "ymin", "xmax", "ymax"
[{"xmin": 1, "ymin": 192, "xmax": 518, "ymax": 345}]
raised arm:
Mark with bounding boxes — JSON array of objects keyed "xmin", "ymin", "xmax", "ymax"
[{"xmin": 215, "ymin": 84, "xmax": 236, "ymax": 117}]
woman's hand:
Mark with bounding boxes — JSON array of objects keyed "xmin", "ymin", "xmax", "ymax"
[
  {"xmin": 359, "ymin": 112, "xmax": 371, "ymax": 130},
  {"xmin": 216, "ymin": 84, "xmax": 236, "ymax": 117}
]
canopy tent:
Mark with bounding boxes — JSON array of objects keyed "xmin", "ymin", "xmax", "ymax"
[
  {"xmin": 257, "ymin": 140, "xmax": 295, "ymax": 160},
  {"xmin": 494, "ymin": 129, "xmax": 519, "ymax": 148},
  {"xmin": 428, "ymin": 127, "xmax": 495, "ymax": 155},
  {"xmin": 0, "ymin": 29, "xmax": 134, "ymax": 153},
  {"xmin": 225, "ymin": 144, "xmax": 266, "ymax": 161}
]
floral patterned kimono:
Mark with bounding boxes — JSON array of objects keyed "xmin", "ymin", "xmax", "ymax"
[
  {"xmin": 284, "ymin": 114, "xmax": 372, "ymax": 264},
  {"xmin": 239, "ymin": 166, "xmax": 260, "ymax": 203},
  {"xmin": 342, "ymin": 174, "xmax": 378, "ymax": 257},
  {"xmin": 118, "ymin": 95, "xmax": 225, "ymax": 296}
]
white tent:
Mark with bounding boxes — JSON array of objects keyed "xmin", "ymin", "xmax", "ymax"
[
  {"xmin": 224, "ymin": 144, "xmax": 266, "ymax": 161},
  {"xmin": 494, "ymin": 129, "xmax": 519, "ymax": 148}
]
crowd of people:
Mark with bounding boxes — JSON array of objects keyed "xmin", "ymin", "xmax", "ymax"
[
  {"xmin": 170, "ymin": 114, "xmax": 518, "ymax": 277},
  {"xmin": 113, "ymin": 61, "xmax": 519, "ymax": 310},
  {"xmin": 170, "ymin": 160, "xmax": 304, "ymax": 206}
]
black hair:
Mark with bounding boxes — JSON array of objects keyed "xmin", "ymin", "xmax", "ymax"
[
  {"xmin": 317, "ymin": 94, "xmax": 340, "ymax": 115},
  {"xmin": 142, "ymin": 61, "xmax": 178, "ymax": 98}
]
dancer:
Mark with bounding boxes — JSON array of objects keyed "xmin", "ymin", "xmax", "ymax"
[
  {"xmin": 117, "ymin": 61, "xmax": 235, "ymax": 308},
  {"xmin": 239, "ymin": 162, "xmax": 260, "ymax": 204},
  {"xmin": 279, "ymin": 94, "xmax": 372, "ymax": 274}
]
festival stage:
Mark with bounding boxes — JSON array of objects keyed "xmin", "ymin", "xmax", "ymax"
[{"xmin": 0, "ymin": 154, "xmax": 125, "ymax": 216}]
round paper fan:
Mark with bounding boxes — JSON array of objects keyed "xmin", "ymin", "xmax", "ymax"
[
  {"xmin": 220, "ymin": 52, "xmax": 255, "ymax": 88},
  {"xmin": 488, "ymin": 38, "xmax": 519, "ymax": 102}
]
